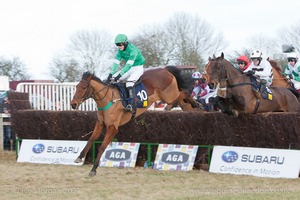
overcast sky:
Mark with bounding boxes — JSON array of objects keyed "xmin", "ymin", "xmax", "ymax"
[{"xmin": 1, "ymin": 0, "xmax": 300, "ymax": 79}]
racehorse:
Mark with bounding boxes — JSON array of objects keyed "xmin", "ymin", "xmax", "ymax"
[
  {"xmin": 203, "ymin": 57, "xmax": 292, "ymax": 89},
  {"xmin": 70, "ymin": 67, "xmax": 201, "ymax": 176},
  {"xmin": 208, "ymin": 53, "xmax": 299, "ymax": 116}
]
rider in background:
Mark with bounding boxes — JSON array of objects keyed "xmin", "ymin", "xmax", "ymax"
[
  {"xmin": 236, "ymin": 55, "xmax": 250, "ymax": 72},
  {"xmin": 191, "ymin": 71, "xmax": 213, "ymax": 111},
  {"xmin": 106, "ymin": 34, "xmax": 145, "ymax": 112},
  {"xmin": 191, "ymin": 72, "xmax": 209, "ymax": 99},
  {"xmin": 284, "ymin": 52, "xmax": 300, "ymax": 94},
  {"xmin": 243, "ymin": 50, "xmax": 273, "ymax": 94}
]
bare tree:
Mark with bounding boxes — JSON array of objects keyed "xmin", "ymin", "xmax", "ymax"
[
  {"xmin": 166, "ymin": 12, "xmax": 226, "ymax": 66},
  {"xmin": 132, "ymin": 12, "xmax": 226, "ymax": 71},
  {"xmin": 0, "ymin": 56, "xmax": 30, "ymax": 81},
  {"xmin": 278, "ymin": 21, "xmax": 300, "ymax": 53},
  {"xmin": 49, "ymin": 57, "xmax": 81, "ymax": 82},
  {"xmin": 49, "ymin": 29, "xmax": 114, "ymax": 82},
  {"xmin": 132, "ymin": 25, "xmax": 175, "ymax": 67},
  {"xmin": 246, "ymin": 34, "xmax": 281, "ymax": 58}
]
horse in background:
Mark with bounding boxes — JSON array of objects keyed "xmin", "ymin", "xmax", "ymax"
[
  {"xmin": 70, "ymin": 67, "xmax": 201, "ymax": 176},
  {"xmin": 203, "ymin": 57, "xmax": 293, "ymax": 89},
  {"xmin": 208, "ymin": 53, "xmax": 299, "ymax": 116}
]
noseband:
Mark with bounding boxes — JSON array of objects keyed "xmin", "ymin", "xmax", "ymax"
[{"xmin": 73, "ymin": 78, "xmax": 110, "ymax": 104}]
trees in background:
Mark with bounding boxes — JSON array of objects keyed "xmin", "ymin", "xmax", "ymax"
[
  {"xmin": 0, "ymin": 56, "xmax": 30, "ymax": 81},
  {"xmin": 132, "ymin": 12, "xmax": 226, "ymax": 71},
  {"xmin": 49, "ymin": 30, "xmax": 113, "ymax": 82},
  {"xmin": 2, "ymin": 14, "xmax": 300, "ymax": 82}
]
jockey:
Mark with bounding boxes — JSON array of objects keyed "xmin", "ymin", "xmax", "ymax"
[
  {"xmin": 191, "ymin": 71, "xmax": 216, "ymax": 111},
  {"xmin": 191, "ymin": 71, "xmax": 210, "ymax": 99},
  {"xmin": 236, "ymin": 55, "xmax": 250, "ymax": 72},
  {"xmin": 243, "ymin": 50, "xmax": 273, "ymax": 96},
  {"xmin": 106, "ymin": 34, "xmax": 145, "ymax": 112},
  {"xmin": 284, "ymin": 52, "xmax": 300, "ymax": 93}
]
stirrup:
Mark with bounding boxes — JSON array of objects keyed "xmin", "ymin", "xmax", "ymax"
[{"xmin": 123, "ymin": 104, "xmax": 133, "ymax": 112}]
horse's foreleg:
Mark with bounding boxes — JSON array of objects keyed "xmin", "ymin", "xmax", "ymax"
[
  {"xmin": 74, "ymin": 121, "xmax": 103, "ymax": 164},
  {"xmin": 175, "ymin": 91, "xmax": 198, "ymax": 111},
  {"xmin": 89, "ymin": 125, "xmax": 119, "ymax": 177}
]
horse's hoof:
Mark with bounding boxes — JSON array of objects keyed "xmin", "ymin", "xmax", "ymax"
[
  {"xmin": 88, "ymin": 170, "xmax": 97, "ymax": 177},
  {"xmin": 74, "ymin": 157, "xmax": 82, "ymax": 163}
]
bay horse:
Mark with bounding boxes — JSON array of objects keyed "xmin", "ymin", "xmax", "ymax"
[
  {"xmin": 70, "ymin": 67, "xmax": 201, "ymax": 176},
  {"xmin": 203, "ymin": 57, "xmax": 293, "ymax": 89},
  {"xmin": 208, "ymin": 53, "xmax": 299, "ymax": 116}
]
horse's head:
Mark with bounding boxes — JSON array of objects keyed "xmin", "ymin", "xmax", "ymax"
[
  {"xmin": 204, "ymin": 56, "xmax": 215, "ymax": 89},
  {"xmin": 70, "ymin": 71, "xmax": 94, "ymax": 109},
  {"xmin": 208, "ymin": 53, "xmax": 227, "ymax": 89}
]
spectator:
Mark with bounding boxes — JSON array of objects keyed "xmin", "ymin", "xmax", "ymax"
[{"xmin": 2, "ymin": 95, "xmax": 11, "ymax": 150}]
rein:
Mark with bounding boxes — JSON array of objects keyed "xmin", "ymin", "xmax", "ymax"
[
  {"xmin": 80, "ymin": 79, "xmax": 114, "ymax": 111},
  {"xmin": 214, "ymin": 59, "xmax": 261, "ymax": 114},
  {"xmin": 215, "ymin": 61, "xmax": 254, "ymax": 89}
]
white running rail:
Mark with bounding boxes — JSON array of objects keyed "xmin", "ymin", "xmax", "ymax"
[
  {"xmin": 15, "ymin": 82, "xmax": 178, "ymax": 111},
  {"xmin": 16, "ymin": 82, "xmax": 97, "ymax": 111}
]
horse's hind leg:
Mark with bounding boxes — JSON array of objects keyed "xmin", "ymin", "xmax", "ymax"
[
  {"xmin": 75, "ymin": 121, "xmax": 103, "ymax": 163},
  {"xmin": 178, "ymin": 91, "xmax": 202, "ymax": 110},
  {"xmin": 89, "ymin": 125, "xmax": 119, "ymax": 177}
]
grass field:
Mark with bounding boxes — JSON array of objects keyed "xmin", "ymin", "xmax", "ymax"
[{"xmin": 1, "ymin": 151, "xmax": 299, "ymax": 200}]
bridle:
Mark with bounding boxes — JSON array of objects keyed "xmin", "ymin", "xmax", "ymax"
[
  {"xmin": 211, "ymin": 59, "xmax": 262, "ymax": 114},
  {"xmin": 72, "ymin": 78, "xmax": 110, "ymax": 105},
  {"xmin": 211, "ymin": 59, "xmax": 254, "ymax": 89}
]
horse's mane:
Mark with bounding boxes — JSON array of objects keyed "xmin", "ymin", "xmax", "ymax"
[
  {"xmin": 82, "ymin": 71, "xmax": 105, "ymax": 84},
  {"xmin": 215, "ymin": 56, "xmax": 242, "ymax": 74},
  {"xmin": 268, "ymin": 59, "xmax": 282, "ymax": 72}
]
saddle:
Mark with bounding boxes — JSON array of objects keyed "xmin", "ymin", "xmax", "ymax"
[
  {"xmin": 249, "ymin": 75, "xmax": 273, "ymax": 101},
  {"xmin": 114, "ymin": 80, "xmax": 149, "ymax": 110}
]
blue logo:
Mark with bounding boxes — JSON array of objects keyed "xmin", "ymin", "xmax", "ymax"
[
  {"xmin": 222, "ymin": 151, "xmax": 238, "ymax": 163},
  {"xmin": 32, "ymin": 143, "xmax": 45, "ymax": 154}
]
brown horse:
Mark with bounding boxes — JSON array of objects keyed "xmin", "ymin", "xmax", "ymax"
[
  {"xmin": 70, "ymin": 67, "xmax": 201, "ymax": 176},
  {"xmin": 202, "ymin": 57, "xmax": 292, "ymax": 89},
  {"xmin": 208, "ymin": 53, "xmax": 299, "ymax": 116}
]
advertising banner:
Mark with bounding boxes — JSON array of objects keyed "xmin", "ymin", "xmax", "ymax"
[
  {"xmin": 153, "ymin": 144, "xmax": 198, "ymax": 171},
  {"xmin": 17, "ymin": 139, "xmax": 87, "ymax": 166},
  {"xmin": 99, "ymin": 142, "xmax": 140, "ymax": 168},
  {"xmin": 209, "ymin": 146, "xmax": 300, "ymax": 178}
]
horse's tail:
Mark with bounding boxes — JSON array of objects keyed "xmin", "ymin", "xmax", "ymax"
[{"xmin": 165, "ymin": 66, "xmax": 192, "ymax": 91}]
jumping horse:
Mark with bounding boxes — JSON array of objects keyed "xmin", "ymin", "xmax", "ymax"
[
  {"xmin": 208, "ymin": 53, "xmax": 299, "ymax": 116},
  {"xmin": 70, "ymin": 66, "xmax": 201, "ymax": 176},
  {"xmin": 202, "ymin": 57, "xmax": 293, "ymax": 89}
]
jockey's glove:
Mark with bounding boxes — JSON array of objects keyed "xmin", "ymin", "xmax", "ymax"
[
  {"xmin": 107, "ymin": 73, "xmax": 112, "ymax": 81},
  {"xmin": 288, "ymin": 74, "xmax": 293, "ymax": 79},
  {"xmin": 246, "ymin": 70, "xmax": 255, "ymax": 75},
  {"xmin": 114, "ymin": 74, "xmax": 122, "ymax": 82}
]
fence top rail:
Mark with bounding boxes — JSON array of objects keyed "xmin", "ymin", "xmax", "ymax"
[{"xmin": 16, "ymin": 82, "xmax": 78, "ymax": 91}]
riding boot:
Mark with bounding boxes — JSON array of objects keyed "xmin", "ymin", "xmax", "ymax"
[
  {"xmin": 124, "ymin": 87, "xmax": 134, "ymax": 112},
  {"xmin": 260, "ymin": 79, "xmax": 267, "ymax": 98},
  {"xmin": 253, "ymin": 91, "xmax": 262, "ymax": 99}
]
